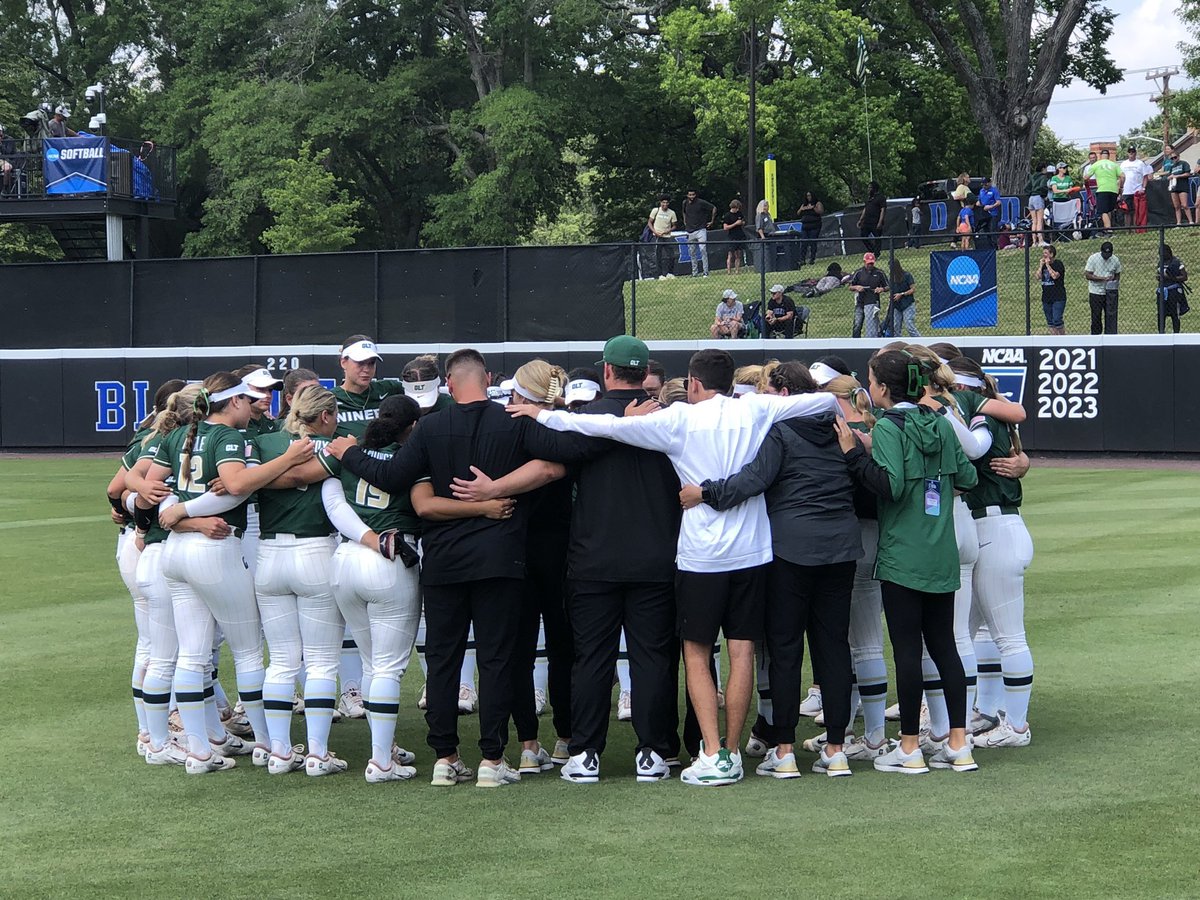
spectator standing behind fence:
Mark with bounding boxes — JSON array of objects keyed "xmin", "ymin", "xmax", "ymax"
[
  {"xmin": 858, "ymin": 182, "xmax": 886, "ymax": 255},
  {"xmin": 1090, "ymin": 149, "xmax": 1121, "ymax": 233},
  {"xmin": 1026, "ymin": 164, "xmax": 1052, "ymax": 247},
  {"xmin": 849, "ymin": 252, "xmax": 887, "ymax": 338},
  {"xmin": 1158, "ymin": 243, "xmax": 1189, "ymax": 334},
  {"xmin": 906, "ymin": 198, "xmax": 922, "ymax": 248},
  {"xmin": 1081, "ymin": 151, "xmax": 1098, "ymax": 216},
  {"xmin": 796, "ymin": 192, "xmax": 824, "ymax": 265},
  {"xmin": 1119, "ymin": 146, "xmax": 1152, "ymax": 233},
  {"xmin": 956, "ymin": 202, "xmax": 974, "ymax": 250},
  {"xmin": 0, "ymin": 124, "xmax": 14, "ymax": 194},
  {"xmin": 648, "ymin": 195, "xmax": 678, "ymax": 280},
  {"xmin": 712, "ymin": 289, "xmax": 744, "ymax": 339},
  {"xmin": 1158, "ymin": 147, "xmax": 1195, "ymax": 227},
  {"xmin": 1084, "ymin": 241, "xmax": 1121, "ymax": 335},
  {"xmin": 764, "ymin": 284, "xmax": 797, "ymax": 339},
  {"xmin": 722, "ymin": 200, "xmax": 747, "ymax": 273},
  {"xmin": 683, "ymin": 189, "xmax": 717, "ymax": 277},
  {"xmin": 1037, "ymin": 246, "xmax": 1067, "ymax": 336},
  {"xmin": 756, "ymin": 200, "xmax": 779, "ymax": 274},
  {"xmin": 885, "ymin": 260, "xmax": 920, "ymax": 338},
  {"xmin": 977, "ymin": 177, "xmax": 1001, "ymax": 244},
  {"xmin": 48, "ymin": 105, "xmax": 76, "ymax": 138}
]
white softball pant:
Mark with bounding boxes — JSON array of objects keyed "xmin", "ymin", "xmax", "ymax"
[
  {"xmin": 972, "ymin": 513, "xmax": 1034, "ymax": 657},
  {"xmin": 849, "ymin": 519, "xmax": 883, "ymax": 661},
  {"xmin": 136, "ymin": 542, "xmax": 176, "ymax": 685},
  {"xmin": 255, "ymin": 535, "xmax": 342, "ymax": 683},
  {"xmin": 330, "ymin": 541, "xmax": 421, "ymax": 686},
  {"xmin": 117, "ymin": 529, "xmax": 151, "ymax": 685},
  {"xmin": 952, "ymin": 496, "xmax": 980, "ymax": 660}
]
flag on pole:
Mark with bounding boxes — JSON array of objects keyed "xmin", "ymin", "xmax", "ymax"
[{"xmin": 855, "ymin": 34, "xmax": 868, "ymax": 83}]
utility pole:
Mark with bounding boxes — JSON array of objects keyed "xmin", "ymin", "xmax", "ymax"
[{"xmin": 1147, "ymin": 67, "xmax": 1180, "ymax": 147}]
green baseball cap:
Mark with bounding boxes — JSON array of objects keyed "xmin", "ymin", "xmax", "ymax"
[{"xmin": 596, "ymin": 334, "xmax": 650, "ymax": 369}]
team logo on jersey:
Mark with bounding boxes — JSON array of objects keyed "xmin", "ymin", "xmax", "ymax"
[{"xmin": 225, "ymin": 443, "xmax": 240, "ymax": 452}]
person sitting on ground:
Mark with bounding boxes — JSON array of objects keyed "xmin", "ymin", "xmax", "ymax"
[{"xmin": 711, "ymin": 290, "xmax": 744, "ymax": 339}]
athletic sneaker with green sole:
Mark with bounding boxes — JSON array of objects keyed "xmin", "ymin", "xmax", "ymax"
[{"xmin": 680, "ymin": 743, "xmax": 739, "ymax": 786}]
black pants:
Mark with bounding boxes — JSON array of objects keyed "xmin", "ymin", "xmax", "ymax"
[
  {"xmin": 800, "ymin": 225, "xmax": 821, "ymax": 264},
  {"xmin": 1089, "ymin": 291, "xmax": 1118, "ymax": 334},
  {"xmin": 881, "ymin": 581, "xmax": 966, "ymax": 737},
  {"xmin": 1159, "ymin": 293, "xmax": 1184, "ymax": 334},
  {"xmin": 655, "ymin": 236, "xmax": 674, "ymax": 276},
  {"xmin": 765, "ymin": 559, "xmax": 855, "ymax": 744},
  {"xmin": 512, "ymin": 555, "xmax": 572, "ymax": 743},
  {"xmin": 567, "ymin": 579, "xmax": 679, "ymax": 757},
  {"xmin": 860, "ymin": 226, "xmax": 881, "ymax": 255},
  {"xmin": 423, "ymin": 577, "xmax": 523, "ymax": 760}
]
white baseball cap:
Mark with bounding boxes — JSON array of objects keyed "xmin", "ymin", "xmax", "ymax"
[
  {"xmin": 342, "ymin": 340, "xmax": 382, "ymax": 362},
  {"xmin": 404, "ymin": 377, "xmax": 441, "ymax": 410},
  {"xmin": 770, "ymin": 284, "xmax": 785, "ymax": 293},
  {"xmin": 564, "ymin": 378, "xmax": 601, "ymax": 405},
  {"xmin": 809, "ymin": 361, "xmax": 842, "ymax": 386},
  {"xmin": 722, "ymin": 289, "xmax": 738, "ymax": 300},
  {"xmin": 243, "ymin": 367, "xmax": 284, "ymax": 391}
]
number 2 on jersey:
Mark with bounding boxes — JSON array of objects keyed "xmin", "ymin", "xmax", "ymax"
[
  {"xmin": 178, "ymin": 454, "xmax": 204, "ymax": 493},
  {"xmin": 355, "ymin": 479, "xmax": 391, "ymax": 509}
]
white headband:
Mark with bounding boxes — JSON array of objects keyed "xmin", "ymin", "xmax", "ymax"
[
  {"xmin": 954, "ymin": 374, "xmax": 985, "ymax": 388},
  {"xmin": 733, "ymin": 383, "xmax": 756, "ymax": 396},
  {"xmin": 209, "ymin": 380, "xmax": 266, "ymax": 403},
  {"xmin": 809, "ymin": 362, "xmax": 841, "ymax": 386},
  {"xmin": 937, "ymin": 356, "xmax": 951, "ymax": 365}
]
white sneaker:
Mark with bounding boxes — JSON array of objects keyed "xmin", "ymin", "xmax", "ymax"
[
  {"xmin": 251, "ymin": 744, "xmax": 270, "ymax": 767},
  {"xmin": 970, "ymin": 708, "xmax": 1000, "ymax": 735},
  {"xmin": 534, "ymin": 688, "xmax": 547, "ymax": 716},
  {"xmin": 635, "ymin": 748, "xmax": 671, "ymax": 782},
  {"xmin": 168, "ymin": 709, "xmax": 184, "ymax": 735},
  {"xmin": 919, "ymin": 702, "xmax": 930, "ymax": 732},
  {"xmin": 755, "ymin": 748, "xmax": 801, "ymax": 780},
  {"xmin": 873, "ymin": 743, "xmax": 929, "ymax": 775},
  {"xmin": 306, "ymin": 752, "xmax": 349, "ymax": 777},
  {"xmin": 727, "ymin": 748, "xmax": 745, "ymax": 781},
  {"xmin": 210, "ymin": 732, "xmax": 253, "ymax": 757},
  {"xmin": 929, "ymin": 742, "xmax": 980, "ymax": 772},
  {"xmin": 476, "ymin": 759, "xmax": 521, "ymax": 788},
  {"xmin": 267, "ymin": 745, "xmax": 305, "ymax": 775},
  {"xmin": 518, "ymin": 745, "xmax": 553, "ymax": 774},
  {"xmin": 136, "ymin": 732, "xmax": 150, "ymax": 757},
  {"xmin": 417, "ymin": 684, "xmax": 427, "ymax": 710},
  {"xmin": 744, "ymin": 733, "xmax": 770, "ymax": 758},
  {"xmin": 292, "ymin": 693, "xmax": 305, "ymax": 715},
  {"xmin": 550, "ymin": 738, "xmax": 571, "ymax": 766},
  {"xmin": 974, "ymin": 716, "xmax": 1031, "ymax": 748},
  {"xmin": 430, "ymin": 758, "xmax": 474, "ymax": 786},
  {"xmin": 884, "ymin": 703, "xmax": 901, "ymax": 721},
  {"xmin": 366, "ymin": 759, "xmax": 417, "ymax": 783},
  {"xmin": 617, "ymin": 690, "xmax": 632, "ymax": 722},
  {"xmin": 457, "ymin": 684, "xmax": 477, "ymax": 714},
  {"xmin": 680, "ymin": 743, "xmax": 738, "ymax": 787},
  {"xmin": 798, "ymin": 687, "xmax": 823, "ymax": 717},
  {"xmin": 919, "ymin": 730, "xmax": 946, "ymax": 757},
  {"xmin": 717, "ymin": 690, "xmax": 725, "ymax": 709},
  {"xmin": 391, "ymin": 745, "xmax": 416, "ymax": 766},
  {"xmin": 185, "ymin": 752, "xmax": 237, "ymax": 775},
  {"xmin": 844, "ymin": 735, "xmax": 889, "ymax": 761},
  {"xmin": 812, "ymin": 747, "xmax": 852, "ymax": 777},
  {"xmin": 337, "ymin": 688, "xmax": 366, "ymax": 719},
  {"xmin": 145, "ymin": 737, "xmax": 187, "ymax": 766},
  {"xmin": 223, "ymin": 712, "xmax": 254, "ymax": 738},
  {"xmin": 562, "ymin": 749, "xmax": 601, "ymax": 784}
]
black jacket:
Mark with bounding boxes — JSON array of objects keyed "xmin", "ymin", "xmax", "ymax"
[
  {"xmin": 566, "ymin": 388, "xmax": 682, "ymax": 583},
  {"xmin": 704, "ymin": 412, "xmax": 861, "ymax": 567},
  {"xmin": 341, "ymin": 399, "xmax": 597, "ymax": 586}
]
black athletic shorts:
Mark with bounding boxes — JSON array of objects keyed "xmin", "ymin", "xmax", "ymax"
[
  {"xmin": 674, "ymin": 565, "xmax": 768, "ymax": 645},
  {"xmin": 1095, "ymin": 192, "xmax": 1117, "ymax": 215}
]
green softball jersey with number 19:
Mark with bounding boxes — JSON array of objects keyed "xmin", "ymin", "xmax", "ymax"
[
  {"xmin": 333, "ymin": 380, "xmax": 406, "ymax": 438},
  {"xmin": 318, "ymin": 443, "xmax": 422, "ymax": 536},
  {"xmin": 871, "ymin": 405, "xmax": 979, "ymax": 593},
  {"xmin": 154, "ymin": 422, "xmax": 253, "ymax": 531},
  {"xmin": 255, "ymin": 431, "xmax": 334, "ymax": 538}
]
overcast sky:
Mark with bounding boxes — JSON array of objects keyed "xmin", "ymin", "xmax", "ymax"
[{"xmin": 1043, "ymin": 0, "xmax": 1192, "ymax": 146}]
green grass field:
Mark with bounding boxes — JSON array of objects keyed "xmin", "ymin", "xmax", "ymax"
[
  {"xmin": 626, "ymin": 226, "xmax": 1200, "ymax": 340},
  {"xmin": 2, "ymin": 457, "xmax": 1199, "ymax": 898}
]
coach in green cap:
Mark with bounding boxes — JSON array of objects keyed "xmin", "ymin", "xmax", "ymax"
[{"xmin": 595, "ymin": 334, "xmax": 650, "ymax": 370}]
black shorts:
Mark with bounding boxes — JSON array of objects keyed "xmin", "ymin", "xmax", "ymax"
[
  {"xmin": 675, "ymin": 565, "xmax": 768, "ymax": 645},
  {"xmin": 1171, "ymin": 180, "xmax": 1192, "ymax": 194},
  {"xmin": 1095, "ymin": 192, "xmax": 1117, "ymax": 215}
]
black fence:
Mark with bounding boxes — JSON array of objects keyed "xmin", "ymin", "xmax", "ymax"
[{"xmin": 0, "ymin": 136, "xmax": 176, "ymax": 203}]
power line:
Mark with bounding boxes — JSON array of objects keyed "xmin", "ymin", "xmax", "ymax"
[{"xmin": 1048, "ymin": 91, "xmax": 1155, "ymax": 105}]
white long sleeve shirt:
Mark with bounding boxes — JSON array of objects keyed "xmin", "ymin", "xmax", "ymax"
[{"xmin": 536, "ymin": 391, "xmax": 841, "ymax": 573}]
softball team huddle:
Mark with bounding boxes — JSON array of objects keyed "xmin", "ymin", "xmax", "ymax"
[{"xmin": 107, "ymin": 333, "xmax": 1034, "ymax": 786}]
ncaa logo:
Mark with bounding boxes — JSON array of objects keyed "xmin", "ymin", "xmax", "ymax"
[
  {"xmin": 46, "ymin": 147, "xmax": 60, "ymax": 162},
  {"xmin": 946, "ymin": 256, "xmax": 980, "ymax": 295}
]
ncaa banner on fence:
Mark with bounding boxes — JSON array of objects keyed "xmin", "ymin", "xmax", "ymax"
[
  {"xmin": 43, "ymin": 136, "xmax": 107, "ymax": 195},
  {"xmin": 930, "ymin": 250, "xmax": 998, "ymax": 328}
]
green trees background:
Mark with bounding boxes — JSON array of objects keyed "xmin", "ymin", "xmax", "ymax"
[{"xmin": 0, "ymin": 0, "xmax": 1129, "ymax": 258}]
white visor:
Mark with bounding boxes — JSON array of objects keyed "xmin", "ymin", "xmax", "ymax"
[
  {"xmin": 243, "ymin": 367, "xmax": 284, "ymax": 390},
  {"xmin": 210, "ymin": 380, "xmax": 268, "ymax": 403},
  {"xmin": 953, "ymin": 373, "xmax": 985, "ymax": 388},
  {"xmin": 487, "ymin": 384, "xmax": 513, "ymax": 404},
  {"xmin": 342, "ymin": 340, "xmax": 382, "ymax": 362},
  {"xmin": 404, "ymin": 377, "xmax": 441, "ymax": 409},
  {"xmin": 809, "ymin": 362, "xmax": 841, "ymax": 386},
  {"xmin": 732, "ymin": 383, "xmax": 756, "ymax": 396},
  {"xmin": 564, "ymin": 379, "xmax": 601, "ymax": 405}
]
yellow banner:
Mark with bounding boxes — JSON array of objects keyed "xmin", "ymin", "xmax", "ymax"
[{"xmin": 763, "ymin": 156, "xmax": 778, "ymax": 219}]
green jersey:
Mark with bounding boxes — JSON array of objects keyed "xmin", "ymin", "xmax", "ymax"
[
  {"xmin": 255, "ymin": 431, "xmax": 334, "ymax": 538},
  {"xmin": 871, "ymin": 405, "xmax": 979, "ymax": 593},
  {"xmin": 243, "ymin": 415, "xmax": 280, "ymax": 440},
  {"xmin": 965, "ymin": 417, "xmax": 1023, "ymax": 512},
  {"xmin": 154, "ymin": 422, "xmax": 253, "ymax": 531},
  {"xmin": 1047, "ymin": 174, "xmax": 1074, "ymax": 199},
  {"xmin": 136, "ymin": 430, "xmax": 175, "ymax": 546},
  {"xmin": 333, "ymin": 379, "xmax": 406, "ymax": 438},
  {"xmin": 319, "ymin": 442, "xmax": 422, "ymax": 536},
  {"xmin": 1090, "ymin": 158, "xmax": 1121, "ymax": 194}
]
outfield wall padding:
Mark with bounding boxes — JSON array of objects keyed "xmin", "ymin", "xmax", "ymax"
[{"xmin": 2, "ymin": 336, "xmax": 1196, "ymax": 452}]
